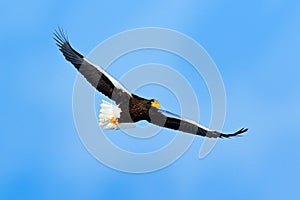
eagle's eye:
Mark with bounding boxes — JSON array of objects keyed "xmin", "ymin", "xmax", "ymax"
[{"xmin": 151, "ymin": 100, "xmax": 160, "ymax": 109}]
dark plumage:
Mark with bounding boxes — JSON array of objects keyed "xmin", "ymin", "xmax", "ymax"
[{"xmin": 54, "ymin": 27, "xmax": 248, "ymax": 138}]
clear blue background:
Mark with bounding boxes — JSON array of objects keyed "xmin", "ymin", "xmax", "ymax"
[{"xmin": 1, "ymin": 0, "xmax": 299, "ymax": 199}]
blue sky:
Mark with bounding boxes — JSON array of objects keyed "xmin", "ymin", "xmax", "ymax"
[{"xmin": 1, "ymin": 0, "xmax": 300, "ymax": 199}]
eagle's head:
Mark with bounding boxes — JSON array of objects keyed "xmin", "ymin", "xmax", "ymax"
[{"xmin": 150, "ymin": 99, "xmax": 160, "ymax": 109}]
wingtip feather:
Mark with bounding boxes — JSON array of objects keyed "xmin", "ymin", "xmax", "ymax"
[
  {"xmin": 53, "ymin": 26, "xmax": 69, "ymax": 47},
  {"xmin": 219, "ymin": 128, "xmax": 248, "ymax": 138}
]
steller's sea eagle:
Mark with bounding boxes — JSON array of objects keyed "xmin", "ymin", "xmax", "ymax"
[{"xmin": 54, "ymin": 28, "xmax": 248, "ymax": 138}]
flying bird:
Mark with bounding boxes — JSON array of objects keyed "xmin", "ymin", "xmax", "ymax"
[{"xmin": 54, "ymin": 28, "xmax": 248, "ymax": 138}]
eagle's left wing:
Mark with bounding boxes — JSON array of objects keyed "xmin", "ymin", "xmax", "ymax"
[
  {"xmin": 54, "ymin": 27, "xmax": 132, "ymax": 104},
  {"xmin": 148, "ymin": 108, "xmax": 247, "ymax": 138}
]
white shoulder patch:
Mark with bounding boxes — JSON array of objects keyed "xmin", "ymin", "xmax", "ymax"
[
  {"xmin": 84, "ymin": 58, "xmax": 132, "ymax": 96},
  {"xmin": 158, "ymin": 108, "xmax": 211, "ymax": 131}
]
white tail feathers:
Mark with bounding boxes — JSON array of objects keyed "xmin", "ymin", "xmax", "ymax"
[{"xmin": 99, "ymin": 100, "xmax": 121, "ymax": 130}]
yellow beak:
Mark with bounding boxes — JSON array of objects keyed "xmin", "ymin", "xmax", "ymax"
[{"xmin": 151, "ymin": 100, "xmax": 161, "ymax": 109}]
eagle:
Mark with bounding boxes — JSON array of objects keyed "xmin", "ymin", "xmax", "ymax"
[{"xmin": 54, "ymin": 28, "xmax": 248, "ymax": 138}]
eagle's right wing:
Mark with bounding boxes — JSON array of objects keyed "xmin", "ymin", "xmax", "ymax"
[
  {"xmin": 54, "ymin": 28, "xmax": 132, "ymax": 104},
  {"xmin": 148, "ymin": 108, "xmax": 248, "ymax": 138}
]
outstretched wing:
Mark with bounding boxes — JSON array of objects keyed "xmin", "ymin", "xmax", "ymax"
[
  {"xmin": 148, "ymin": 108, "xmax": 248, "ymax": 138},
  {"xmin": 54, "ymin": 27, "xmax": 132, "ymax": 104}
]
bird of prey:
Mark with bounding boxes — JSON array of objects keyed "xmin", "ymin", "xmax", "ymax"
[{"xmin": 54, "ymin": 28, "xmax": 248, "ymax": 138}]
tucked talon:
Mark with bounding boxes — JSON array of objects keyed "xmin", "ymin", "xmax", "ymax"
[{"xmin": 110, "ymin": 117, "xmax": 119, "ymax": 125}]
